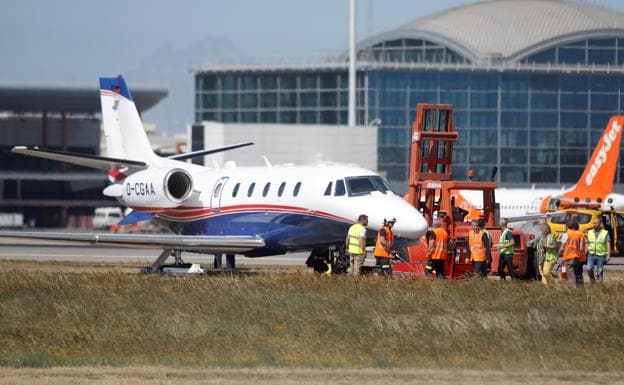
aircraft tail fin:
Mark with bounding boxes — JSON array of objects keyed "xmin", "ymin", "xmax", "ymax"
[
  {"xmin": 563, "ymin": 116, "xmax": 624, "ymax": 204},
  {"xmin": 99, "ymin": 76, "xmax": 157, "ymax": 163}
]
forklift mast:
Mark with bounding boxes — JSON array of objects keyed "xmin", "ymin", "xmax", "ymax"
[
  {"xmin": 405, "ymin": 104, "xmax": 498, "ymax": 230},
  {"xmin": 393, "ymin": 103, "xmax": 533, "ymax": 279}
]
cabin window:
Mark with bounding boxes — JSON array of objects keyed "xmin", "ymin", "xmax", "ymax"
[
  {"xmin": 324, "ymin": 181, "xmax": 333, "ymax": 196},
  {"xmin": 263, "ymin": 182, "xmax": 271, "ymax": 197},
  {"xmin": 335, "ymin": 179, "xmax": 346, "ymax": 196},
  {"xmin": 293, "ymin": 182, "xmax": 302, "ymax": 197},
  {"xmin": 248, "ymin": 182, "xmax": 256, "ymax": 197},
  {"xmin": 278, "ymin": 182, "xmax": 286, "ymax": 197},
  {"xmin": 232, "ymin": 183, "xmax": 240, "ymax": 197}
]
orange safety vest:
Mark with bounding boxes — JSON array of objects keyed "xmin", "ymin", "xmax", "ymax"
[
  {"xmin": 430, "ymin": 227, "xmax": 448, "ymax": 260},
  {"xmin": 373, "ymin": 225, "xmax": 395, "ymax": 258},
  {"xmin": 563, "ymin": 230, "xmax": 584, "ymax": 261},
  {"xmin": 469, "ymin": 230, "xmax": 487, "ymax": 262}
]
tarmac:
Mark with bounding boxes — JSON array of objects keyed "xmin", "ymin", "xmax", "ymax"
[{"xmin": 0, "ymin": 237, "xmax": 622, "ymax": 271}]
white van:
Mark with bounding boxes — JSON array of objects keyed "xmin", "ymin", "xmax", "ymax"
[{"xmin": 93, "ymin": 207, "xmax": 123, "ymax": 229}]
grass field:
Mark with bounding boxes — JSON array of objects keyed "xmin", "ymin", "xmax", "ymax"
[
  {"xmin": 1, "ymin": 260, "xmax": 623, "ymax": 372},
  {"xmin": 2, "ymin": 366, "xmax": 624, "ymax": 385}
]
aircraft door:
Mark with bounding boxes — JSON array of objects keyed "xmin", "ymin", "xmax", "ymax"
[{"xmin": 211, "ymin": 177, "xmax": 229, "ymax": 209}]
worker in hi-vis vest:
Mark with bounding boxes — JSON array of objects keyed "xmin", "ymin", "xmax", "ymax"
[
  {"xmin": 345, "ymin": 214, "xmax": 368, "ymax": 276},
  {"xmin": 468, "ymin": 219, "xmax": 492, "ymax": 277},
  {"xmin": 497, "ymin": 218, "xmax": 515, "ymax": 281},
  {"xmin": 586, "ymin": 217, "xmax": 611, "ymax": 283},
  {"xmin": 426, "ymin": 219, "xmax": 448, "ymax": 279},
  {"xmin": 558, "ymin": 221, "xmax": 585, "ymax": 287},
  {"xmin": 373, "ymin": 217, "xmax": 396, "ymax": 276}
]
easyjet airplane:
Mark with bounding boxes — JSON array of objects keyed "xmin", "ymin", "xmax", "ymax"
[
  {"xmin": 455, "ymin": 116, "xmax": 624, "ymax": 220},
  {"xmin": 0, "ymin": 76, "xmax": 428, "ymax": 271}
]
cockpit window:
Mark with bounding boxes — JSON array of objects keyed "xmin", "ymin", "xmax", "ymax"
[
  {"xmin": 335, "ymin": 179, "xmax": 346, "ymax": 196},
  {"xmin": 346, "ymin": 177, "xmax": 376, "ymax": 196},
  {"xmin": 346, "ymin": 176, "xmax": 390, "ymax": 196},
  {"xmin": 324, "ymin": 181, "xmax": 333, "ymax": 196},
  {"xmin": 371, "ymin": 176, "xmax": 390, "ymax": 194}
]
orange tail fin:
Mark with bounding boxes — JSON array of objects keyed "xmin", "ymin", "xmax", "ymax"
[{"xmin": 563, "ymin": 116, "xmax": 624, "ymax": 204}]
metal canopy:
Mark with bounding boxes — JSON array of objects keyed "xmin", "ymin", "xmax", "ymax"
[{"xmin": 0, "ymin": 81, "xmax": 168, "ymax": 114}]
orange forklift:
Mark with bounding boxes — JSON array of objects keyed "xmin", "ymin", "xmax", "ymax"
[{"xmin": 392, "ymin": 104, "xmax": 533, "ymax": 278}]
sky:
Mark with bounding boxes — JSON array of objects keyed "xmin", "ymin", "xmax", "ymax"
[{"xmin": 2, "ymin": 0, "xmax": 624, "ymax": 134}]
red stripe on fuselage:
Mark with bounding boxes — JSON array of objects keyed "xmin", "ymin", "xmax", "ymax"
[{"xmin": 128, "ymin": 204, "xmax": 350, "ymax": 223}]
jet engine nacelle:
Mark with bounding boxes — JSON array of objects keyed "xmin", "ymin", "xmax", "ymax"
[{"xmin": 120, "ymin": 168, "xmax": 193, "ymax": 209}]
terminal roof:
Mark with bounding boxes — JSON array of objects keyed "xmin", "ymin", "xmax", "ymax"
[{"xmin": 0, "ymin": 81, "xmax": 167, "ymax": 114}]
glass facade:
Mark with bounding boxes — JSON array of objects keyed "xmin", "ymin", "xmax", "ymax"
[
  {"xmin": 358, "ymin": 38, "xmax": 469, "ymax": 64},
  {"xmin": 195, "ymin": 72, "xmax": 367, "ymax": 125},
  {"xmin": 525, "ymin": 38, "xmax": 624, "ymax": 66},
  {"xmin": 195, "ymin": 37, "xmax": 624, "ymax": 187},
  {"xmin": 367, "ymin": 70, "xmax": 624, "ymax": 183}
]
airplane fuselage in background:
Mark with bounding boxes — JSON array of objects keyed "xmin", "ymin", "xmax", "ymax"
[{"xmin": 458, "ymin": 188, "xmax": 624, "ymax": 220}]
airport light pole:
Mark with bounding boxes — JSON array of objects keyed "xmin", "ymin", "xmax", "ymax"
[{"xmin": 348, "ymin": 0, "xmax": 356, "ymax": 127}]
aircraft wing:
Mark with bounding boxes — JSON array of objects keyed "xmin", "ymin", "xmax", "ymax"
[
  {"xmin": 12, "ymin": 146, "xmax": 147, "ymax": 172},
  {"xmin": 506, "ymin": 211, "xmax": 567, "ymax": 223},
  {"xmin": 0, "ymin": 231, "xmax": 265, "ymax": 253}
]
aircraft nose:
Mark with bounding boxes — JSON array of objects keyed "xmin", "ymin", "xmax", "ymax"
[{"xmin": 389, "ymin": 198, "xmax": 429, "ymax": 240}]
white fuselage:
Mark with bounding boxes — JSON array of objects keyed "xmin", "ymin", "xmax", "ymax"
[
  {"xmin": 458, "ymin": 187, "xmax": 624, "ymax": 218},
  {"xmin": 118, "ymin": 159, "xmax": 429, "ymax": 254}
]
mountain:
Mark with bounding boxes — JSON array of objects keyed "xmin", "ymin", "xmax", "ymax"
[{"xmin": 127, "ymin": 36, "xmax": 247, "ymax": 136}]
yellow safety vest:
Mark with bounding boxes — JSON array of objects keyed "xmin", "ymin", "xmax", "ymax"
[
  {"xmin": 587, "ymin": 229, "xmax": 609, "ymax": 257},
  {"xmin": 544, "ymin": 233, "xmax": 558, "ymax": 261},
  {"xmin": 499, "ymin": 228, "xmax": 513, "ymax": 255},
  {"xmin": 348, "ymin": 223, "xmax": 365, "ymax": 255}
]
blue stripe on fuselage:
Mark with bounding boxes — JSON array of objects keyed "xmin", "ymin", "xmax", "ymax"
[{"xmin": 175, "ymin": 211, "xmax": 357, "ymax": 257}]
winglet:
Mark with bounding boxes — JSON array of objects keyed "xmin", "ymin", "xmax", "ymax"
[{"xmin": 563, "ymin": 116, "xmax": 624, "ymax": 204}]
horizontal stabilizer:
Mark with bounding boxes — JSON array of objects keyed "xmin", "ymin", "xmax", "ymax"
[
  {"xmin": 12, "ymin": 146, "xmax": 147, "ymax": 172},
  {"xmin": 119, "ymin": 210, "xmax": 153, "ymax": 225},
  {"xmin": 0, "ymin": 231, "xmax": 265, "ymax": 253},
  {"xmin": 168, "ymin": 142, "xmax": 254, "ymax": 161}
]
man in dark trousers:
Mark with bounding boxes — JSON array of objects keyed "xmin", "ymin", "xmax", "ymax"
[
  {"xmin": 468, "ymin": 219, "xmax": 492, "ymax": 277},
  {"xmin": 497, "ymin": 218, "xmax": 515, "ymax": 280},
  {"xmin": 426, "ymin": 219, "xmax": 448, "ymax": 278},
  {"xmin": 558, "ymin": 221, "xmax": 585, "ymax": 287},
  {"xmin": 373, "ymin": 218, "xmax": 396, "ymax": 276}
]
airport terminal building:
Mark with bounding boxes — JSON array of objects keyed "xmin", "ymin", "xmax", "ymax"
[{"xmin": 193, "ymin": 0, "xmax": 624, "ymax": 190}]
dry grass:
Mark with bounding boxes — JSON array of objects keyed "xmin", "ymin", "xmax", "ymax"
[
  {"xmin": 1, "ymin": 261, "xmax": 623, "ymax": 371},
  {"xmin": 1, "ymin": 366, "xmax": 624, "ymax": 385}
]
